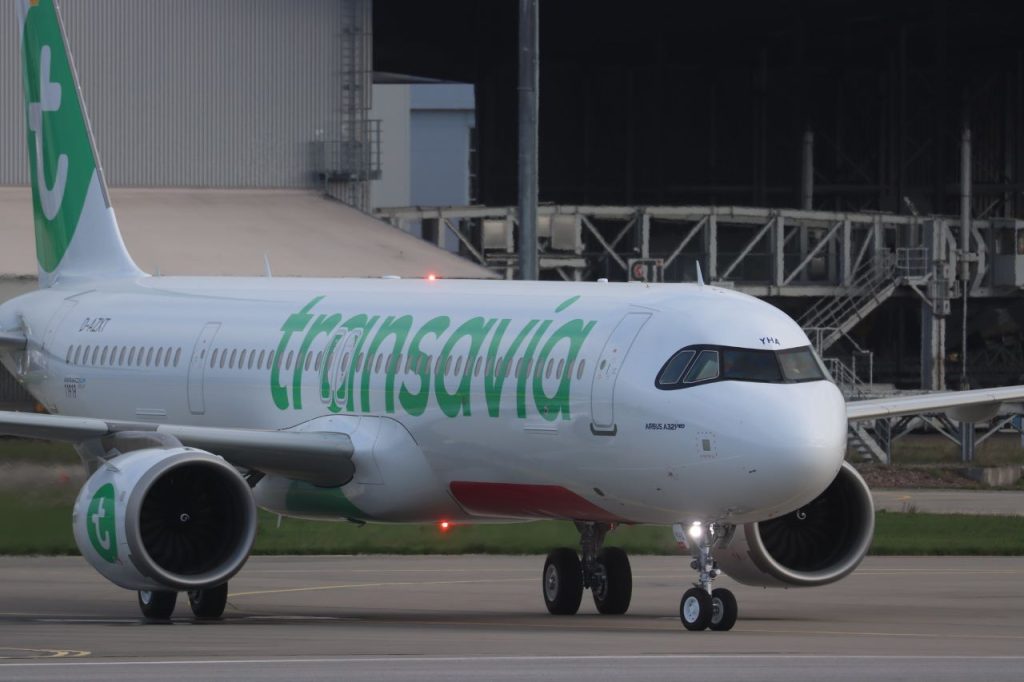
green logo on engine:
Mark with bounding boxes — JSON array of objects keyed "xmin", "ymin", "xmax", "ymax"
[{"xmin": 86, "ymin": 483, "xmax": 117, "ymax": 563}]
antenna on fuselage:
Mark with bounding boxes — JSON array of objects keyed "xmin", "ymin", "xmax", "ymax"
[{"xmin": 695, "ymin": 260, "xmax": 705, "ymax": 288}]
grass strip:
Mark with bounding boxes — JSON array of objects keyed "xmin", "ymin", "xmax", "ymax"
[{"xmin": 3, "ymin": 495, "xmax": 1024, "ymax": 556}]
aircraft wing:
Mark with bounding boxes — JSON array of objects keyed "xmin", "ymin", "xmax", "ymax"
[
  {"xmin": 846, "ymin": 385, "xmax": 1024, "ymax": 421},
  {"xmin": 0, "ymin": 410, "xmax": 354, "ymax": 486}
]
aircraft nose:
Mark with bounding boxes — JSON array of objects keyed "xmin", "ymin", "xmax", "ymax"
[
  {"xmin": 761, "ymin": 381, "xmax": 847, "ymax": 512},
  {"xmin": 717, "ymin": 381, "xmax": 847, "ymax": 516}
]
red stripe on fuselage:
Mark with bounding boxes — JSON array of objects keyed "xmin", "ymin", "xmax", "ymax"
[{"xmin": 449, "ymin": 481, "xmax": 625, "ymax": 522}]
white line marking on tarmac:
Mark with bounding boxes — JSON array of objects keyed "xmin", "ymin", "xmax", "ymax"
[{"xmin": 4, "ymin": 654, "xmax": 1024, "ymax": 668}]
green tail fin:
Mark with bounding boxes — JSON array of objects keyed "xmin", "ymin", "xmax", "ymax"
[{"xmin": 19, "ymin": 0, "xmax": 141, "ymax": 287}]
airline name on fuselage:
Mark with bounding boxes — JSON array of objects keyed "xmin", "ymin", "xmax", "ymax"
[{"xmin": 271, "ymin": 296, "xmax": 597, "ymax": 420}]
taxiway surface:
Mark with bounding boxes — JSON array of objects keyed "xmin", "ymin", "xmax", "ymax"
[{"xmin": 0, "ymin": 555, "xmax": 1021, "ymax": 680}]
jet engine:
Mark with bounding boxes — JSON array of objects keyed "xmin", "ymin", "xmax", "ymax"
[
  {"xmin": 716, "ymin": 462, "xmax": 874, "ymax": 588},
  {"xmin": 72, "ymin": 447, "xmax": 257, "ymax": 592}
]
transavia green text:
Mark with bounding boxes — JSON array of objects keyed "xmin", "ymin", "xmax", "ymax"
[{"xmin": 271, "ymin": 297, "xmax": 596, "ymax": 420}]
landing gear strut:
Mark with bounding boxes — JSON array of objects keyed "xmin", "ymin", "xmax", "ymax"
[
  {"xmin": 677, "ymin": 521, "xmax": 738, "ymax": 631},
  {"xmin": 542, "ymin": 522, "xmax": 632, "ymax": 616}
]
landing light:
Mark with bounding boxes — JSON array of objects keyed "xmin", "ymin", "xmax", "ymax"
[
  {"xmin": 439, "ymin": 520, "xmax": 451, "ymax": 532},
  {"xmin": 427, "ymin": 273, "xmax": 437, "ymax": 281},
  {"xmin": 688, "ymin": 522, "xmax": 703, "ymax": 540}
]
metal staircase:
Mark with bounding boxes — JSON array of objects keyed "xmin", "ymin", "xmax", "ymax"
[{"xmin": 800, "ymin": 252, "xmax": 899, "ymax": 352}]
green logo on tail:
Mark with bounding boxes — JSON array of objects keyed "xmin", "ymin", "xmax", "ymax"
[
  {"xmin": 22, "ymin": 0, "xmax": 97, "ymax": 272},
  {"xmin": 86, "ymin": 483, "xmax": 117, "ymax": 563}
]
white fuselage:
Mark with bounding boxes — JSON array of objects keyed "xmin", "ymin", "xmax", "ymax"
[{"xmin": 0, "ymin": 275, "xmax": 847, "ymax": 526}]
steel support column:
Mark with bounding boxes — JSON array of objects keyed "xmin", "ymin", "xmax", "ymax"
[{"xmin": 516, "ymin": 0, "xmax": 539, "ymax": 281}]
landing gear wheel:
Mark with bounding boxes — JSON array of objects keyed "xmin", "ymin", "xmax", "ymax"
[
  {"xmin": 592, "ymin": 547, "xmax": 632, "ymax": 615},
  {"xmin": 542, "ymin": 548, "xmax": 583, "ymax": 615},
  {"xmin": 138, "ymin": 590, "xmax": 177, "ymax": 620},
  {"xmin": 188, "ymin": 583, "xmax": 229, "ymax": 619},
  {"xmin": 709, "ymin": 587, "xmax": 738, "ymax": 631},
  {"xmin": 679, "ymin": 587, "xmax": 712, "ymax": 631}
]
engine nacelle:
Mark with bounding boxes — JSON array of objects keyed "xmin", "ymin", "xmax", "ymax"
[
  {"xmin": 716, "ymin": 462, "xmax": 874, "ymax": 588},
  {"xmin": 73, "ymin": 447, "xmax": 257, "ymax": 591}
]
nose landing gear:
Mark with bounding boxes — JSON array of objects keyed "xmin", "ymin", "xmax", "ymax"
[
  {"xmin": 542, "ymin": 522, "xmax": 632, "ymax": 616},
  {"xmin": 677, "ymin": 521, "xmax": 738, "ymax": 631}
]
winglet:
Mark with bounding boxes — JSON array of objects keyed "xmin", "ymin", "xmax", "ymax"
[{"xmin": 696, "ymin": 260, "xmax": 705, "ymax": 288}]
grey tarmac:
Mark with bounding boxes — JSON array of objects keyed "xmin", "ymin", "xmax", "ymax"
[{"xmin": 0, "ymin": 554, "xmax": 1022, "ymax": 681}]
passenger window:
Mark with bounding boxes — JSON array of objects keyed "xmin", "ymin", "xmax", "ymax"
[
  {"xmin": 454, "ymin": 357, "xmax": 462, "ymax": 376},
  {"xmin": 534, "ymin": 360, "xmax": 543, "ymax": 380},
  {"xmin": 684, "ymin": 350, "xmax": 719, "ymax": 383},
  {"xmin": 239, "ymin": 349, "xmax": 248, "ymax": 369},
  {"xmin": 576, "ymin": 359, "xmax": 586, "ymax": 380},
  {"xmin": 257, "ymin": 350, "xmax": 266, "ymax": 369},
  {"xmin": 65, "ymin": 346, "xmax": 73, "ymax": 363},
  {"xmin": 119, "ymin": 347, "xmax": 127, "ymax": 366},
  {"xmin": 445, "ymin": 356, "xmax": 453, "ymax": 376},
  {"xmin": 303, "ymin": 352, "xmax": 311, "ymax": 372},
  {"xmin": 405, "ymin": 354, "xmax": 414, "ymax": 373},
  {"xmin": 211, "ymin": 349, "xmax": 219, "ymax": 368},
  {"xmin": 74, "ymin": 346, "xmax": 83, "ymax": 365},
  {"xmin": 286, "ymin": 351, "xmax": 294, "ymax": 371},
  {"xmin": 658, "ymin": 350, "xmax": 696, "ymax": 387},
  {"xmin": 108, "ymin": 346, "xmax": 117, "ymax": 365},
  {"xmin": 556, "ymin": 359, "xmax": 565, "ymax": 378},
  {"xmin": 229, "ymin": 349, "xmax": 237, "ymax": 369},
  {"xmin": 314, "ymin": 351, "xmax": 323, "ymax": 372},
  {"xmin": 100, "ymin": 346, "xmax": 109, "ymax": 365},
  {"xmin": 128, "ymin": 347, "xmax": 136, "ymax": 366},
  {"xmin": 247, "ymin": 350, "xmax": 255, "ymax": 370},
  {"xmin": 485, "ymin": 357, "xmax": 494, "ymax": 376},
  {"xmin": 475, "ymin": 357, "xmax": 482, "ymax": 377},
  {"xmin": 514, "ymin": 358, "xmax": 522, "ymax": 378},
  {"xmin": 165, "ymin": 348, "xmax": 173, "ymax": 368},
  {"xmin": 155, "ymin": 348, "xmax": 164, "ymax": 367},
  {"xmin": 174, "ymin": 348, "xmax": 182, "ymax": 367},
  {"xmin": 546, "ymin": 359, "xmax": 554, "ymax": 379},
  {"xmin": 375, "ymin": 354, "xmax": 383, "ymax": 374},
  {"xmin": 146, "ymin": 347, "xmax": 154, "ymax": 367}
]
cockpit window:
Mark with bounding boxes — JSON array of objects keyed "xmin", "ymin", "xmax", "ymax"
[
  {"xmin": 657, "ymin": 350, "xmax": 696, "ymax": 386},
  {"xmin": 656, "ymin": 344, "xmax": 827, "ymax": 389},
  {"xmin": 721, "ymin": 348, "xmax": 782, "ymax": 382},
  {"xmin": 683, "ymin": 350, "xmax": 719, "ymax": 383},
  {"xmin": 777, "ymin": 347, "xmax": 826, "ymax": 383}
]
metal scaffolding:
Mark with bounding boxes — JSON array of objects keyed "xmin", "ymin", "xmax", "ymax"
[{"xmin": 376, "ymin": 202, "xmax": 1024, "ymax": 464}]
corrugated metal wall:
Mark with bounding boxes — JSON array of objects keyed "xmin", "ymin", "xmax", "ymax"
[{"xmin": 1, "ymin": 0, "xmax": 358, "ymax": 189}]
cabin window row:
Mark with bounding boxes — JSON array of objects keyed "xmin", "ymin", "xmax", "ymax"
[
  {"xmin": 66, "ymin": 344, "xmax": 182, "ymax": 369},
  {"xmin": 207, "ymin": 346, "xmax": 587, "ymax": 382}
]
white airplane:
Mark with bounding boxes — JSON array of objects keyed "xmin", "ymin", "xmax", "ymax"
[{"xmin": 3, "ymin": 0, "xmax": 1023, "ymax": 631}]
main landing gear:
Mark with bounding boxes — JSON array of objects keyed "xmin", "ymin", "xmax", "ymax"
[
  {"xmin": 542, "ymin": 522, "xmax": 632, "ymax": 616},
  {"xmin": 137, "ymin": 583, "xmax": 229, "ymax": 621},
  {"xmin": 677, "ymin": 521, "xmax": 738, "ymax": 631}
]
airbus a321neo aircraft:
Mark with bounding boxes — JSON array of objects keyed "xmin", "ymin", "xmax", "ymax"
[{"xmin": 4, "ymin": 0, "xmax": 1023, "ymax": 631}]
